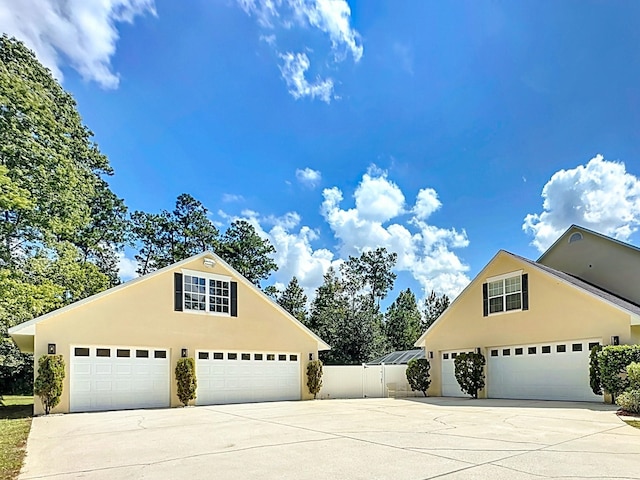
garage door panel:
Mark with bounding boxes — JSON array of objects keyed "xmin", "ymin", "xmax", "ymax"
[
  {"xmin": 70, "ymin": 346, "xmax": 170, "ymax": 413},
  {"xmin": 196, "ymin": 351, "xmax": 300, "ymax": 406},
  {"xmin": 488, "ymin": 339, "xmax": 602, "ymax": 402}
]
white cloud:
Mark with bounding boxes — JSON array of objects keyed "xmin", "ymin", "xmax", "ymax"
[
  {"xmin": 222, "ymin": 193, "xmax": 245, "ymax": 203},
  {"xmin": 235, "ymin": 0, "xmax": 361, "ymax": 101},
  {"xmin": 523, "ymin": 154, "xmax": 640, "ymax": 252},
  {"xmin": 117, "ymin": 252, "xmax": 138, "ymax": 281},
  {"xmin": 0, "ymin": 0, "xmax": 156, "ymax": 89},
  {"xmin": 413, "ymin": 188, "xmax": 441, "ymax": 220},
  {"xmin": 279, "ymin": 52, "xmax": 334, "ymax": 102},
  {"xmin": 321, "ymin": 168, "xmax": 470, "ymax": 298},
  {"xmin": 296, "ymin": 167, "xmax": 322, "ymax": 188}
]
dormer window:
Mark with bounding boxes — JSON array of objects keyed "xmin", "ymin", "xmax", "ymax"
[
  {"xmin": 174, "ymin": 270, "xmax": 238, "ymax": 317},
  {"xmin": 483, "ymin": 272, "xmax": 529, "ymax": 316}
]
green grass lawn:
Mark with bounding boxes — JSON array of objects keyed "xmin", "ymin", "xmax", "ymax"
[
  {"xmin": 0, "ymin": 396, "xmax": 33, "ymax": 480},
  {"xmin": 624, "ymin": 420, "xmax": 640, "ymax": 429}
]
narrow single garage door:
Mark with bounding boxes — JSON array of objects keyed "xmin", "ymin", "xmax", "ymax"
[
  {"xmin": 487, "ymin": 339, "xmax": 603, "ymax": 402},
  {"xmin": 196, "ymin": 351, "xmax": 300, "ymax": 405},
  {"xmin": 70, "ymin": 346, "xmax": 170, "ymax": 412},
  {"xmin": 441, "ymin": 350, "xmax": 474, "ymax": 397}
]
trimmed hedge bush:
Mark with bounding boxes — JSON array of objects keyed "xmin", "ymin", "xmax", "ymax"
[
  {"xmin": 589, "ymin": 344, "xmax": 603, "ymax": 395},
  {"xmin": 33, "ymin": 354, "xmax": 65, "ymax": 414},
  {"xmin": 454, "ymin": 352, "xmax": 485, "ymax": 399},
  {"xmin": 175, "ymin": 357, "xmax": 197, "ymax": 406},
  {"xmin": 617, "ymin": 390, "xmax": 640, "ymax": 413},
  {"xmin": 406, "ymin": 358, "xmax": 431, "ymax": 396},
  {"xmin": 306, "ymin": 360, "xmax": 323, "ymax": 399},
  {"xmin": 598, "ymin": 345, "xmax": 640, "ymax": 397}
]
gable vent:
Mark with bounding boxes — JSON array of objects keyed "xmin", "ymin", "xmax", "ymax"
[{"xmin": 568, "ymin": 232, "xmax": 583, "ymax": 243}]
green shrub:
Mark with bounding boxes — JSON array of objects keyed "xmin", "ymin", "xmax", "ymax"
[
  {"xmin": 589, "ymin": 344, "xmax": 603, "ymax": 395},
  {"xmin": 627, "ymin": 362, "xmax": 640, "ymax": 390},
  {"xmin": 406, "ymin": 358, "xmax": 431, "ymax": 397},
  {"xmin": 175, "ymin": 358, "xmax": 197, "ymax": 406},
  {"xmin": 598, "ymin": 345, "xmax": 640, "ymax": 397},
  {"xmin": 454, "ymin": 352, "xmax": 485, "ymax": 399},
  {"xmin": 33, "ymin": 354, "xmax": 65, "ymax": 414},
  {"xmin": 617, "ymin": 389, "xmax": 640, "ymax": 414},
  {"xmin": 306, "ymin": 360, "xmax": 323, "ymax": 399}
]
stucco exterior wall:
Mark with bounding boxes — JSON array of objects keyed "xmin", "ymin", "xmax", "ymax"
[
  {"xmin": 32, "ymin": 256, "xmax": 319, "ymax": 415},
  {"xmin": 420, "ymin": 251, "xmax": 633, "ymax": 398},
  {"xmin": 539, "ymin": 227, "xmax": 640, "ymax": 305}
]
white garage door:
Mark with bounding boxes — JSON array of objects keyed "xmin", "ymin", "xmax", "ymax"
[
  {"xmin": 441, "ymin": 350, "xmax": 474, "ymax": 397},
  {"xmin": 196, "ymin": 351, "xmax": 300, "ymax": 405},
  {"xmin": 487, "ymin": 339, "xmax": 603, "ymax": 402},
  {"xmin": 70, "ymin": 346, "xmax": 170, "ymax": 412}
]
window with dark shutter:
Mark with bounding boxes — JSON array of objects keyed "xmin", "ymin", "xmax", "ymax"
[
  {"xmin": 230, "ymin": 281, "xmax": 238, "ymax": 317},
  {"xmin": 174, "ymin": 273, "xmax": 183, "ymax": 311},
  {"xmin": 482, "ymin": 283, "xmax": 488, "ymax": 317},
  {"xmin": 522, "ymin": 273, "xmax": 529, "ymax": 310}
]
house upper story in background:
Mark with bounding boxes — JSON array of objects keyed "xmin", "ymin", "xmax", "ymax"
[
  {"xmin": 415, "ymin": 224, "xmax": 640, "ymax": 402},
  {"xmin": 538, "ymin": 225, "xmax": 640, "ymax": 306}
]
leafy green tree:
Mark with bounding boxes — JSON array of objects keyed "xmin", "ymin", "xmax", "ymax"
[
  {"xmin": 131, "ymin": 194, "xmax": 218, "ymax": 275},
  {"xmin": 34, "ymin": 354, "xmax": 65, "ymax": 414},
  {"xmin": 277, "ymin": 277, "xmax": 307, "ymax": 323},
  {"xmin": 0, "ymin": 36, "xmax": 126, "ymax": 393},
  {"xmin": 385, "ymin": 288, "xmax": 422, "ymax": 351},
  {"xmin": 406, "ymin": 358, "xmax": 431, "ymax": 396},
  {"xmin": 217, "ymin": 219, "xmax": 277, "ymax": 286},
  {"xmin": 343, "ymin": 247, "xmax": 397, "ymax": 308},
  {"xmin": 422, "ymin": 290, "xmax": 450, "ymax": 331},
  {"xmin": 454, "ymin": 352, "xmax": 486, "ymax": 399}
]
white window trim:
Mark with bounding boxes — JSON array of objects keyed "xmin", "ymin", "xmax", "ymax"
[
  {"xmin": 487, "ymin": 272, "xmax": 523, "ymax": 316},
  {"xmin": 180, "ymin": 269, "xmax": 233, "ymax": 317}
]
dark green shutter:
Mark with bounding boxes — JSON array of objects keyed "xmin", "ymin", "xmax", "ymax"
[
  {"xmin": 230, "ymin": 281, "xmax": 238, "ymax": 317},
  {"xmin": 482, "ymin": 283, "xmax": 488, "ymax": 317},
  {"xmin": 174, "ymin": 273, "xmax": 183, "ymax": 311},
  {"xmin": 522, "ymin": 273, "xmax": 529, "ymax": 310}
]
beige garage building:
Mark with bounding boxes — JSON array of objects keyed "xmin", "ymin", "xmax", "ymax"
[{"xmin": 9, "ymin": 252, "xmax": 329, "ymax": 415}]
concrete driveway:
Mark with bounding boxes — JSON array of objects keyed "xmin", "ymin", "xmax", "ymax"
[{"xmin": 20, "ymin": 397, "xmax": 640, "ymax": 480}]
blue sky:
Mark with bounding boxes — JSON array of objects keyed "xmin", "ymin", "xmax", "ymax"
[{"xmin": 3, "ymin": 0, "xmax": 640, "ymax": 304}]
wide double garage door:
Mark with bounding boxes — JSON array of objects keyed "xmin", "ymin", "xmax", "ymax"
[
  {"xmin": 195, "ymin": 351, "xmax": 301, "ymax": 405},
  {"xmin": 70, "ymin": 347, "xmax": 301, "ymax": 412},
  {"xmin": 441, "ymin": 339, "xmax": 603, "ymax": 402}
]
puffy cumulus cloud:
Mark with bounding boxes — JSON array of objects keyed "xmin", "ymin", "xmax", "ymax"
[
  {"xmin": 224, "ymin": 210, "xmax": 341, "ymax": 300},
  {"xmin": 235, "ymin": 0, "xmax": 361, "ymax": 102},
  {"xmin": 413, "ymin": 188, "xmax": 441, "ymax": 220},
  {"xmin": 296, "ymin": 167, "xmax": 322, "ymax": 188},
  {"xmin": 354, "ymin": 172, "xmax": 405, "ymax": 222},
  {"xmin": 321, "ymin": 169, "xmax": 470, "ymax": 298},
  {"xmin": 523, "ymin": 154, "xmax": 640, "ymax": 252},
  {"xmin": 279, "ymin": 52, "xmax": 334, "ymax": 103},
  {"xmin": 222, "ymin": 193, "xmax": 245, "ymax": 203},
  {"xmin": 117, "ymin": 251, "xmax": 139, "ymax": 281},
  {"xmin": 0, "ymin": 0, "xmax": 156, "ymax": 89}
]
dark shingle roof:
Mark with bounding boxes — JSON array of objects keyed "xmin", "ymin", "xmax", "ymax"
[{"xmin": 507, "ymin": 251, "xmax": 640, "ymax": 317}]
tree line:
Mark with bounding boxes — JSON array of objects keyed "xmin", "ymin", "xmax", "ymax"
[{"xmin": 0, "ymin": 36, "xmax": 449, "ymax": 392}]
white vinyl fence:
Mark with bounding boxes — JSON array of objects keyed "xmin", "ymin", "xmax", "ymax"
[{"xmin": 319, "ymin": 364, "xmax": 418, "ymax": 399}]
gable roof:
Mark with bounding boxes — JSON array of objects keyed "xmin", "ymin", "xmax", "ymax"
[
  {"xmin": 537, "ymin": 224, "xmax": 640, "ymax": 263},
  {"xmin": 8, "ymin": 251, "xmax": 330, "ymax": 351},
  {"xmin": 415, "ymin": 249, "xmax": 640, "ymax": 347}
]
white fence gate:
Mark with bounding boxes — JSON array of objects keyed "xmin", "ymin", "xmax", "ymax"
[{"xmin": 319, "ymin": 364, "xmax": 417, "ymax": 399}]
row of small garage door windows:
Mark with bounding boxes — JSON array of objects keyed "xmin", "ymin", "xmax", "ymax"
[
  {"xmin": 443, "ymin": 341, "xmax": 600, "ymax": 360},
  {"xmin": 198, "ymin": 352, "xmax": 298, "ymax": 362},
  {"xmin": 74, "ymin": 347, "xmax": 166, "ymax": 358},
  {"xmin": 73, "ymin": 348, "xmax": 298, "ymax": 362}
]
